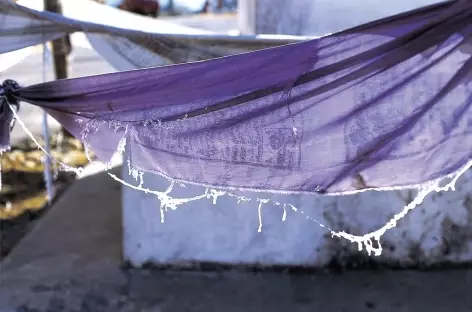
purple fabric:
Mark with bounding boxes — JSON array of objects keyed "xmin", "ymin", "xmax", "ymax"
[{"xmin": 4, "ymin": 0, "xmax": 472, "ymax": 194}]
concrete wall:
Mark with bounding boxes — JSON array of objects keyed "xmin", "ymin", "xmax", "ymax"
[
  {"xmin": 255, "ymin": 0, "xmax": 444, "ymax": 36},
  {"xmin": 123, "ymin": 161, "xmax": 472, "ymax": 267},
  {"xmin": 122, "ymin": 0, "xmax": 472, "ymax": 268}
]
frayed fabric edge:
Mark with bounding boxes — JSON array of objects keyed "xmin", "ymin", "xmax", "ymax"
[
  {"xmin": 125, "ymin": 147, "xmax": 470, "ymax": 198},
  {"xmin": 101, "ymin": 133, "xmax": 472, "ymax": 257},
  {"xmin": 7, "ymin": 107, "xmax": 472, "ymax": 257}
]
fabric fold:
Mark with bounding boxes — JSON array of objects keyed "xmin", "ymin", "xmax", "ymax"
[{"xmin": 3, "ymin": 0, "xmax": 472, "ymax": 196}]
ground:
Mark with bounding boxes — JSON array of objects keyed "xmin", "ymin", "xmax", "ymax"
[
  {"xmin": 0, "ymin": 35, "xmax": 114, "ymax": 260},
  {"xmin": 2, "ymin": 167, "xmax": 472, "ymax": 312}
]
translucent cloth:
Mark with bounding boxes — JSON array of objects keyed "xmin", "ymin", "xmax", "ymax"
[{"xmin": 1, "ymin": 0, "xmax": 471, "ymax": 197}]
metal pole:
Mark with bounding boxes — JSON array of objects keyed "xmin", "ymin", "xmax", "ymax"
[
  {"xmin": 238, "ymin": 0, "xmax": 256, "ymax": 35},
  {"xmin": 168, "ymin": 0, "xmax": 176, "ymax": 15},
  {"xmin": 43, "ymin": 0, "xmax": 73, "ymax": 138}
]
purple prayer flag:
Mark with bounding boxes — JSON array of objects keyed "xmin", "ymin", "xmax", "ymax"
[{"xmin": 3, "ymin": 0, "xmax": 472, "ymax": 195}]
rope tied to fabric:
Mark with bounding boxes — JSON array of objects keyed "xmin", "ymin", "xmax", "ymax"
[
  {"xmin": 0, "ymin": 79, "xmax": 20, "ymax": 132},
  {"xmin": 0, "ymin": 79, "xmax": 21, "ymax": 191},
  {"xmin": 1, "ymin": 79, "xmax": 20, "ymax": 100}
]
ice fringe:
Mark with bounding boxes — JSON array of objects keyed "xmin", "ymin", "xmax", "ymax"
[{"xmin": 6, "ymin": 103, "xmax": 472, "ymax": 257}]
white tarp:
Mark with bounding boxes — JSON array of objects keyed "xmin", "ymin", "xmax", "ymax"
[{"xmin": 1, "ymin": 0, "xmax": 311, "ymax": 71}]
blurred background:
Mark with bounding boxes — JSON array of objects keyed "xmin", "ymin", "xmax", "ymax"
[{"xmin": 100, "ymin": 0, "xmax": 237, "ymax": 16}]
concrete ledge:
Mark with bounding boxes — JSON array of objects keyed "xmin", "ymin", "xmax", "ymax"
[
  {"xmin": 123, "ymin": 0, "xmax": 472, "ymax": 268},
  {"xmin": 123, "ymin": 162, "xmax": 472, "ymax": 268}
]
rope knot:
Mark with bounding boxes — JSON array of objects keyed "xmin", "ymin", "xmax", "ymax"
[
  {"xmin": 0, "ymin": 80, "xmax": 21, "ymax": 131},
  {"xmin": 0, "ymin": 79, "xmax": 20, "ymax": 104}
]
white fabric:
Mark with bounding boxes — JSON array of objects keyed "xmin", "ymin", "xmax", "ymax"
[{"xmin": 0, "ymin": 0, "xmax": 311, "ymax": 71}]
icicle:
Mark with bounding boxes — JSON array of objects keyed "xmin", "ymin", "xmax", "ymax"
[{"xmin": 257, "ymin": 199, "xmax": 269, "ymax": 232}]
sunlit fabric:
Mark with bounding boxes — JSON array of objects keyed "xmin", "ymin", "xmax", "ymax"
[{"xmin": 1, "ymin": 0, "xmax": 471, "ymax": 196}]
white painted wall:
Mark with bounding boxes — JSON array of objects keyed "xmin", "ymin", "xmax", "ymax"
[
  {"xmin": 255, "ymin": 0, "xmax": 444, "ymax": 36},
  {"xmin": 123, "ymin": 151, "xmax": 472, "ymax": 267},
  {"xmin": 123, "ymin": 0, "xmax": 472, "ymax": 268}
]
